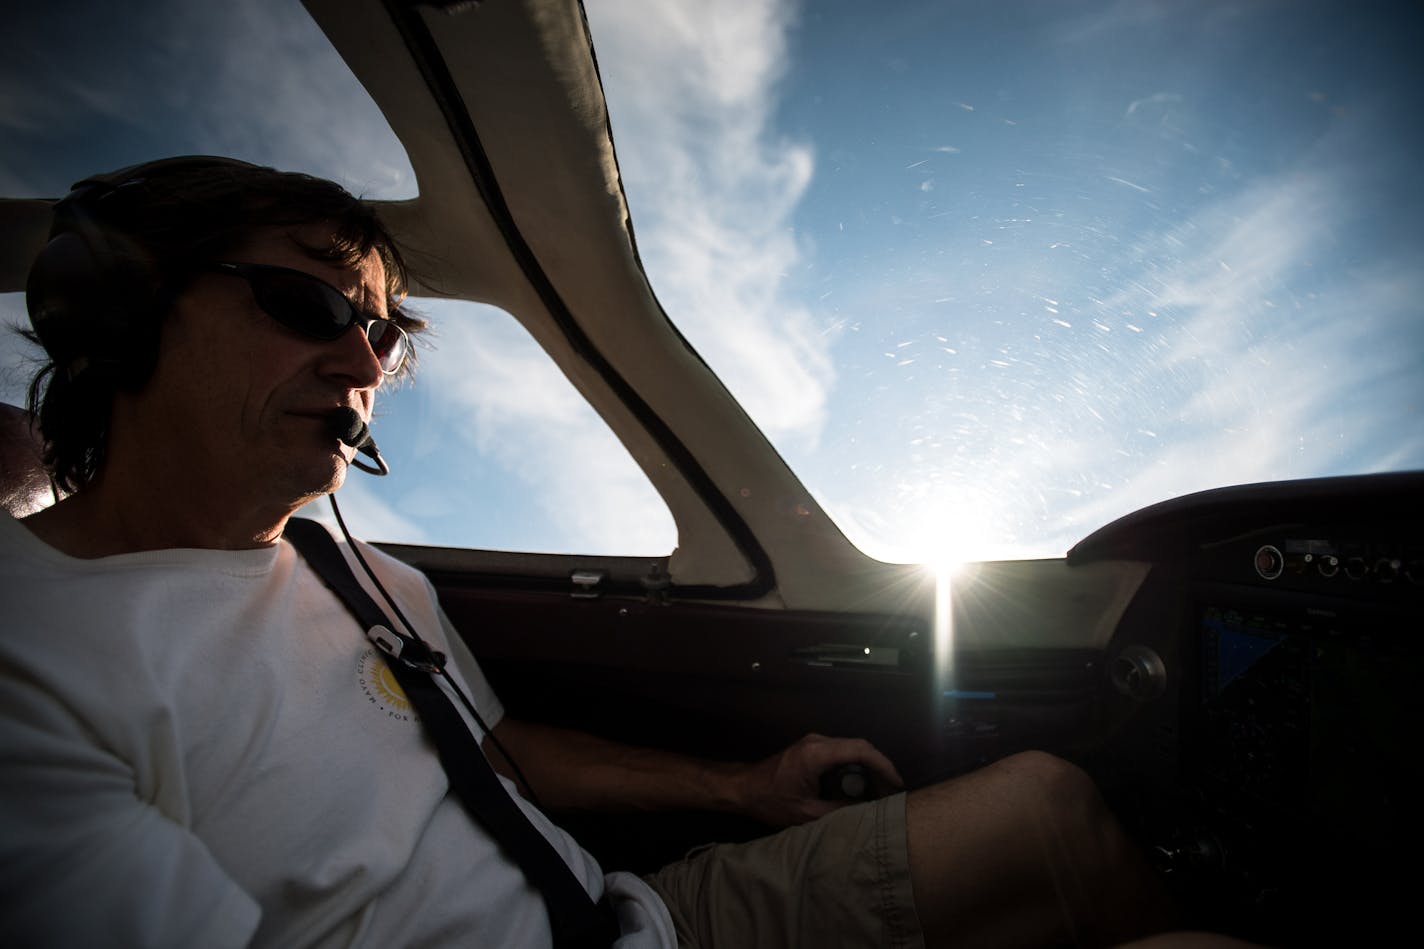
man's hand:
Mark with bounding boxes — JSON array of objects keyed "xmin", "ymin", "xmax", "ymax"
[
  {"xmin": 486, "ymin": 720, "xmax": 903, "ymax": 827},
  {"xmin": 733, "ymin": 733, "xmax": 905, "ymax": 827}
]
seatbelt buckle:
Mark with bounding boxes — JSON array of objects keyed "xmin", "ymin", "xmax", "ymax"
[{"xmin": 367, "ymin": 624, "xmax": 447, "ymax": 673}]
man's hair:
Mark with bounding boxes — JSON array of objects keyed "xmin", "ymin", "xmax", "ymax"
[{"xmin": 24, "ymin": 157, "xmax": 426, "ymax": 494}]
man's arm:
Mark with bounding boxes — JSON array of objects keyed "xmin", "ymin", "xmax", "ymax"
[
  {"xmin": 483, "ymin": 718, "xmax": 904, "ymax": 828},
  {"xmin": 0, "ymin": 680, "xmax": 260, "ymax": 948}
]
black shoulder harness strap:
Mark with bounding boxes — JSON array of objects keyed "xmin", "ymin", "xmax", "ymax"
[{"xmin": 282, "ymin": 517, "xmax": 619, "ymax": 949}]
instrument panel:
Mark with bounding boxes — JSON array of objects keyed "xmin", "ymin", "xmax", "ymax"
[
  {"xmin": 1077, "ymin": 473, "xmax": 1424, "ymax": 945},
  {"xmin": 1172, "ymin": 581, "xmax": 1420, "ymax": 943}
]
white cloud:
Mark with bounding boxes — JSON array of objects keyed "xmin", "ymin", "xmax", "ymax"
[
  {"xmin": 819, "ymin": 153, "xmax": 1424, "ymax": 563},
  {"xmin": 310, "ymin": 478, "xmax": 430, "ymax": 545},
  {"xmin": 1132, "ymin": 172, "xmax": 1334, "ymax": 366},
  {"xmin": 160, "ymin": 1, "xmax": 414, "ymax": 197},
  {"xmin": 0, "ymin": 0, "xmax": 413, "ymax": 199},
  {"xmin": 1124, "ymin": 92, "xmax": 1183, "ymax": 118},
  {"xmin": 1042, "ymin": 176, "xmax": 1424, "ymax": 542},
  {"xmin": 585, "ymin": 0, "xmax": 834, "ymax": 446},
  {"xmin": 433, "ymin": 316, "xmax": 588, "ymax": 442},
  {"xmin": 413, "ymin": 301, "xmax": 676, "ymax": 554}
]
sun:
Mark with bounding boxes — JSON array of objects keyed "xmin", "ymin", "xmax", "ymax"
[{"xmin": 879, "ymin": 487, "xmax": 1018, "ymax": 570}]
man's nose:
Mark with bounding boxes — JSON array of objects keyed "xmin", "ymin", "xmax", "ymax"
[{"xmin": 318, "ymin": 323, "xmax": 386, "ymax": 389}]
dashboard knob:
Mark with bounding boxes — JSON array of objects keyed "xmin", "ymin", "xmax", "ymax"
[
  {"xmin": 1110, "ymin": 645, "xmax": 1167, "ymax": 701},
  {"xmin": 1253, "ymin": 545, "xmax": 1284, "ymax": 580}
]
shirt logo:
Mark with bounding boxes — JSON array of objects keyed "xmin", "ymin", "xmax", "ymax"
[{"xmin": 357, "ymin": 648, "xmax": 416, "ymax": 722}]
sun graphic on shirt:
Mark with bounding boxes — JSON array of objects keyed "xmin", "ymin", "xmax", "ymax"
[
  {"xmin": 373, "ymin": 663, "xmax": 410, "ymax": 709},
  {"xmin": 357, "ymin": 648, "xmax": 414, "ymax": 720}
]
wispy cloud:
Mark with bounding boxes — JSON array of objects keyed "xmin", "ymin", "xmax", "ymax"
[
  {"xmin": 404, "ymin": 301, "xmax": 676, "ymax": 554},
  {"xmin": 161, "ymin": 1, "xmax": 413, "ymax": 197},
  {"xmin": 309, "ymin": 479, "xmax": 430, "ymax": 545},
  {"xmin": 585, "ymin": 0, "xmax": 833, "ymax": 446},
  {"xmin": 1039, "ymin": 171, "xmax": 1423, "ymax": 544},
  {"xmin": 0, "ymin": 0, "xmax": 412, "ymax": 198},
  {"xmin": 819, "ymin": 153, "xmax": 1424, "ymax": 562},
  {"xmin": 1124, "ymin": 92, "xmax": 1183, "ymax": 118}
]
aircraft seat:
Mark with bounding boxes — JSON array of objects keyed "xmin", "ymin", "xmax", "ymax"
[{"xmin": 1, "ymin": 402, "xmax": 59, "ymax": 517}]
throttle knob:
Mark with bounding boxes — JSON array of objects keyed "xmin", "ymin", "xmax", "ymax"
[{"xmin": 819, "ymin": 763, "xmax": 870, "ymax": 802}]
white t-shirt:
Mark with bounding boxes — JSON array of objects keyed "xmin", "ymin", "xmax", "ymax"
[{"xmin": 0, "ymin": 513, "xmax": 676, "ymax": 948}]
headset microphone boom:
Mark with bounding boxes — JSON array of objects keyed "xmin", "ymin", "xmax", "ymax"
[{"xmin": 325, "ymin": 406, "xmax": 388, "ymax": 476}]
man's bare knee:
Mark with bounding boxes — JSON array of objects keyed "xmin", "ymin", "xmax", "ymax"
[
  {"xmin": 916, "ymin": 750, "xmax": 1104, "ymax": 830},
  {"xmin": 905, "ymin": 751, "xmax": 1171, "ymax": 948},
  {"xmin": 994, "ymin": 750, "xmax": 1108, "ymax": 827},
  {"xmin": 986, "ymin": 750, "xmax": 1098, "ymax": 800}
]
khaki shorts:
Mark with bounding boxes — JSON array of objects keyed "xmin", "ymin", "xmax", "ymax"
[{"xmin": 642, "ymin": 793, "xmax": 925, "ymax": 949}]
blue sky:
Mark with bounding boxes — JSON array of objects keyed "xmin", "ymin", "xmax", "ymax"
[
  {"xmin": 589, "ymin": 0, "xmax": 1424, "ymax": 560},
  {"xmin": 4, "ymin": 0, "xmax": 1422, "ymax": 561}
]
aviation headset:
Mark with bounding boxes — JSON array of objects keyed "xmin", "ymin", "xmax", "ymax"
[{"xmin": 25, "ymin": 155, "xmax": 264, "ymax": 386}]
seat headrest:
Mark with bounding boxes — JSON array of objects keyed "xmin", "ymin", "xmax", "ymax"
[{"xmin": 0, "ymin": 403, "xmax": 59, "ymax": 516}]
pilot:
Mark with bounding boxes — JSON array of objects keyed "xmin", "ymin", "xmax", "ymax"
[{"xmin": 1, "ymin": 157, "xmax": 1200, "ymax": 948}]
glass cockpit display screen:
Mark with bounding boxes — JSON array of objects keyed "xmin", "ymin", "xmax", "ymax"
[
  {"xmin": 1197, "ymin": 603, "xmax": 1420, "ymax": 842},
  {"xmin": 1199, "ymin": 607, "xmax": 1309, "ymax": 810}
]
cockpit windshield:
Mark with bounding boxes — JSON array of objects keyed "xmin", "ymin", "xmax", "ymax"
[{"xmin": 589, "ymin": 0, "xmax": 1424, "ymax": 561}]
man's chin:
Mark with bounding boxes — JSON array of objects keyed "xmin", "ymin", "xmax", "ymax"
[
  {"xmin": 278, "ymin": 455, "xmax": 349, "ymax": 512},
  {"xmin": 313, "ymin": 458, "xmax": 348, "ymax": 498}
]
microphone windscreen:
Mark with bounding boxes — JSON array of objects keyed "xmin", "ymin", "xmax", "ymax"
[{"xmin": 325, "ymin": 407, "xmax": 367, "ymax": 448}]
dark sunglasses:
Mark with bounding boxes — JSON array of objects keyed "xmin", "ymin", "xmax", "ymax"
[{"xmin": 207, "ymin": 261, "xmax": 410, "ymax": 375}]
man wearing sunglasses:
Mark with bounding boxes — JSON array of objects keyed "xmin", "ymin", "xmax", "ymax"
[
  {"xmin": 15, "ymin": 157, "xmax": 421, "ymax": 532},
  {"xmin": 2, "ymin": 158, "xmax": 1219, "ymax": 949}
]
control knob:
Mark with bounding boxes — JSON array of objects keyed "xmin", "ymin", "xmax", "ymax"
[{"xmin": 1253, "ymin": 545, "xmax": 1284, "ymax": 580}]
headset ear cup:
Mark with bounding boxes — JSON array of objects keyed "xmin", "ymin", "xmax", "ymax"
[
  {"xmin": 26, "ymin": 193, "xmax": 165, "ymax": 387},
  {"xmin": 27, "ymin": 232, "xmax": 111, "ymax": 370}
]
